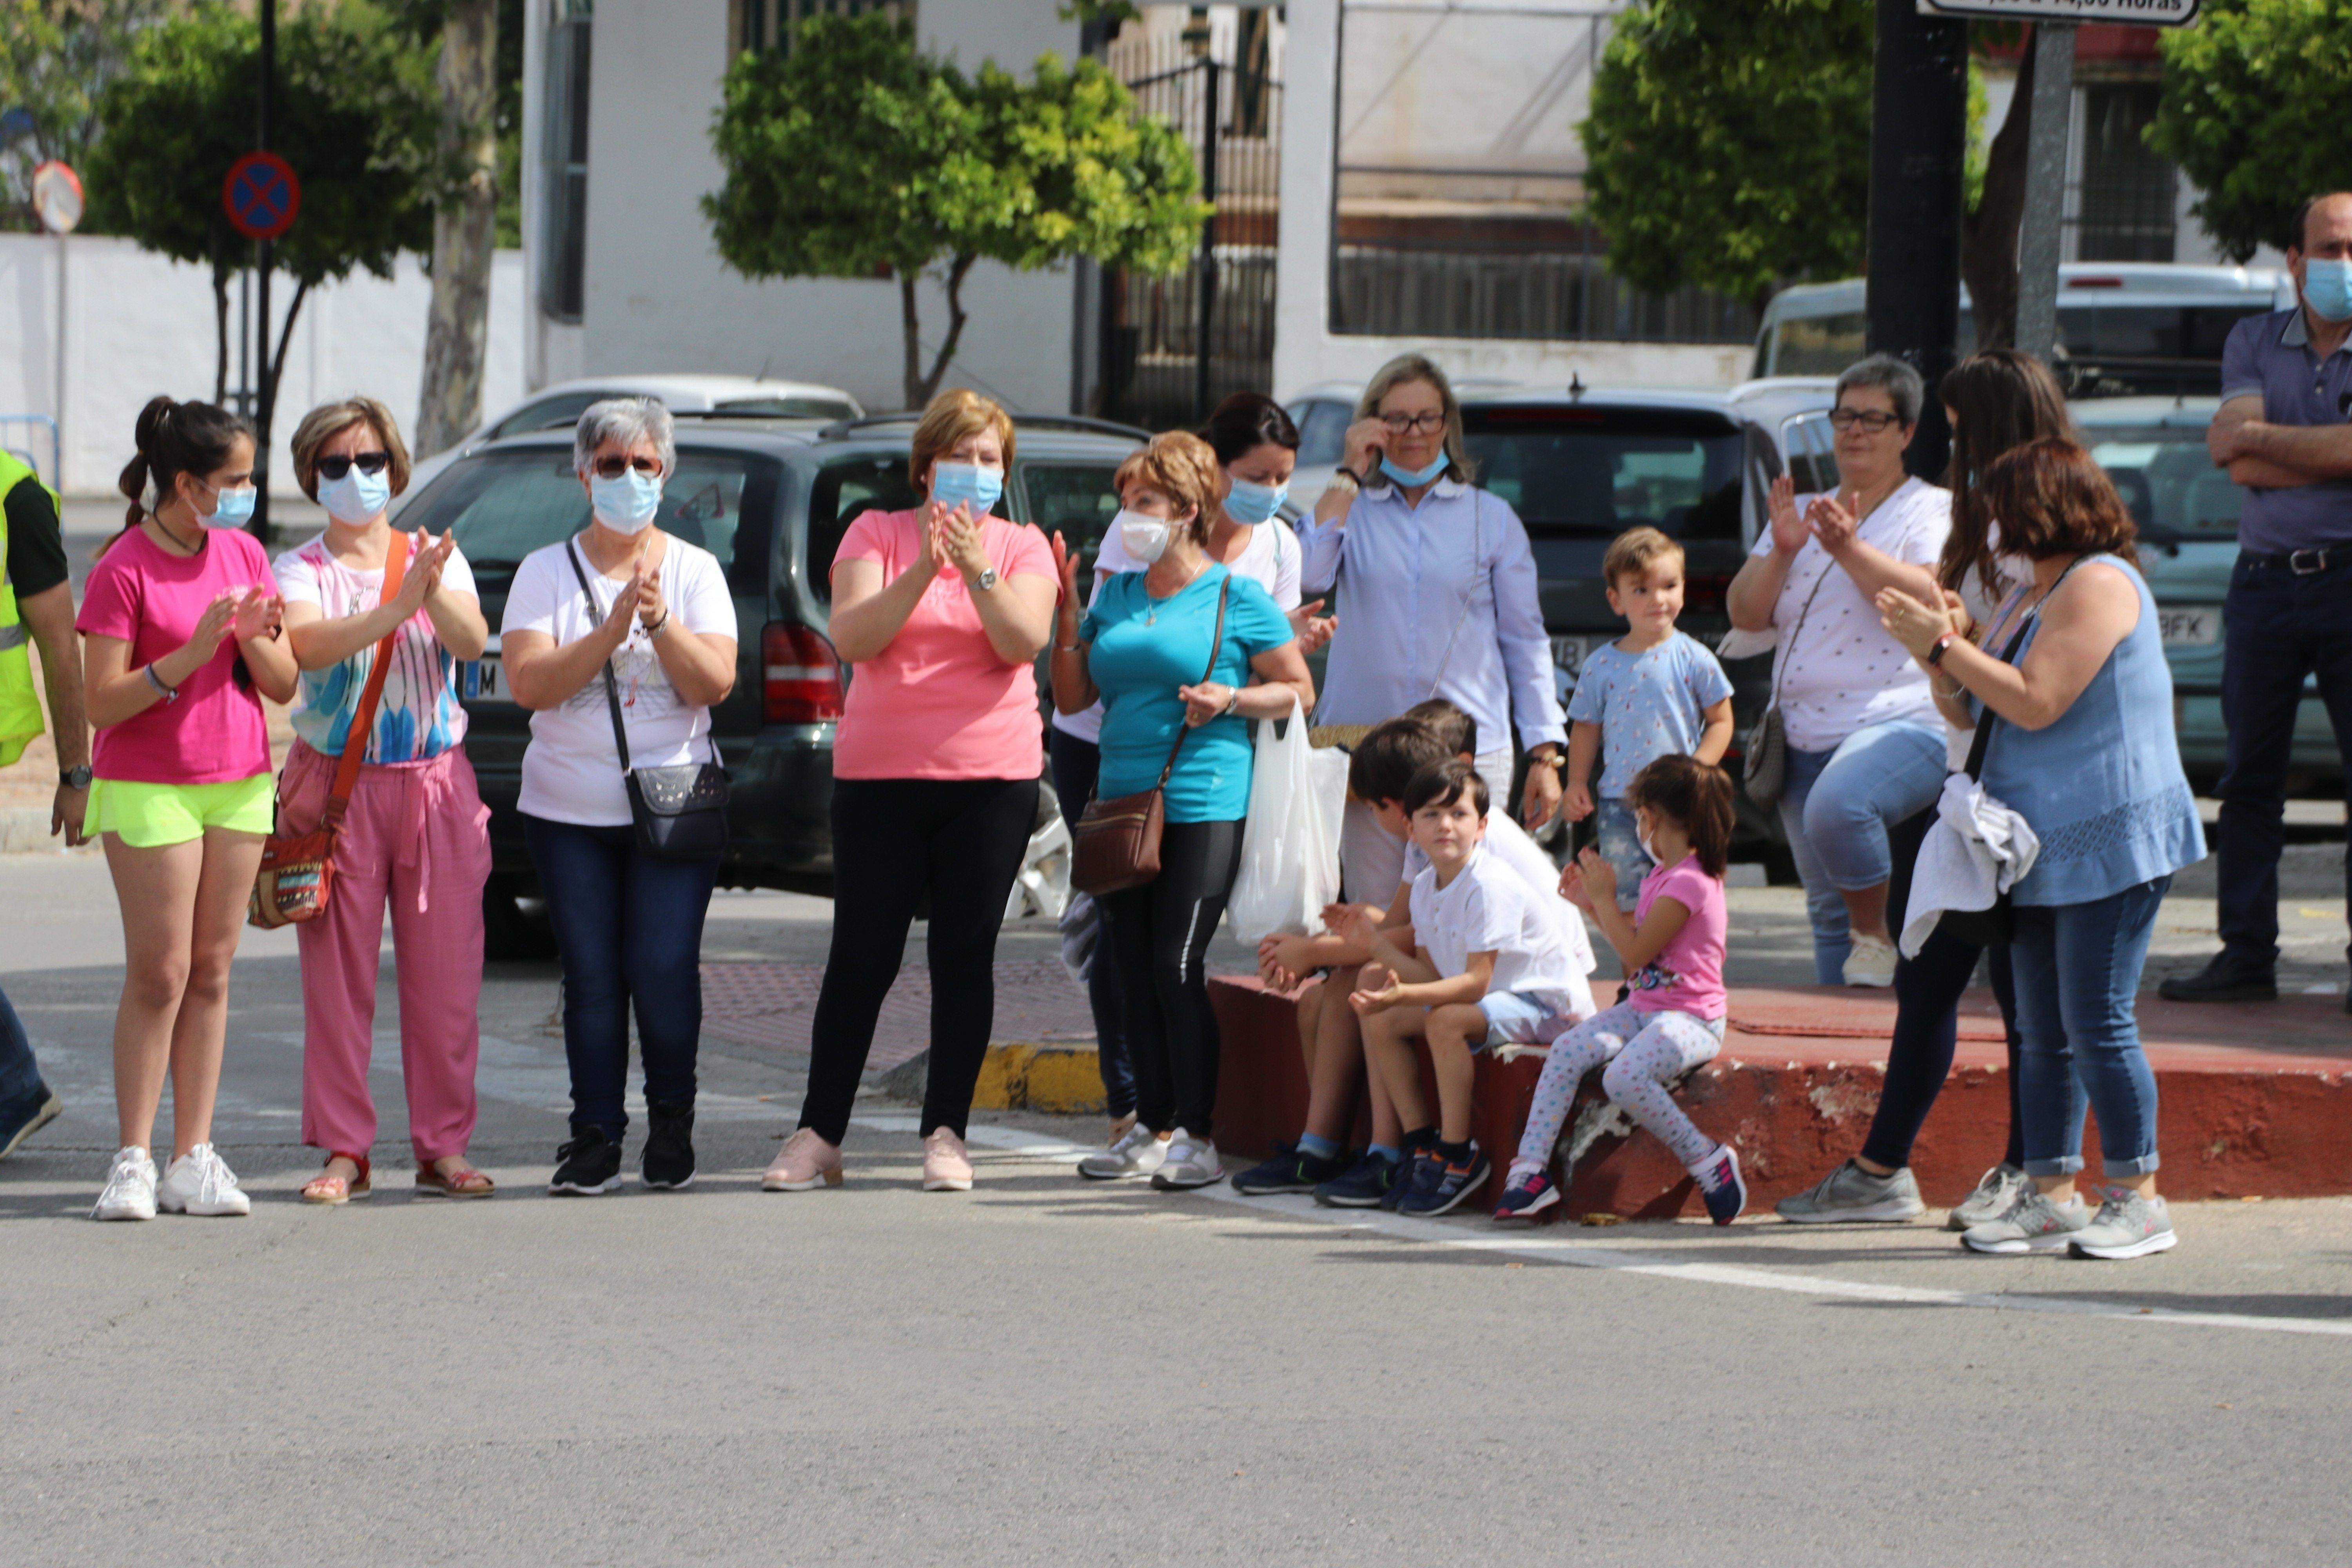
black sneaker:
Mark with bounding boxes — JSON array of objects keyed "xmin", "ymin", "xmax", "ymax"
[
  {"xmin": 549, "ymin": 1127, "xmax": 622, "ymax": 1195},
  {"xmin": 0, "ymin": 1079, "xmax": 63, "ymax": 1161},
  {"xmin": 1396, "ymin": 1143, "xmax": 1493, "ymax": 1217},
  {"xmin": 2157, "ymin": 950, "xmax": 2277, "ymax": 1003},
  {"xmin": 641, "ymin": 1101, "xmax": 696, "ymax": 1191},
  {"xmin": 1313, "ymin": 1149, "xmax": 1401, "ymax": 1208},
  {"xmin": 1231, "ymin": 1141, "xmax": 1349, "ymax": 1195}
]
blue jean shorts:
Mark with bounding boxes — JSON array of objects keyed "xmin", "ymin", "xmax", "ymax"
[
  {"xmin": 1478, "ymin": 990, "xmax": 1573, "ymax": 1049},
  {"xmin": 1592, "ymin": 799, "xmax": 1651, "ymax": 911}
]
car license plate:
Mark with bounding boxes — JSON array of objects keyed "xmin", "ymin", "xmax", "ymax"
[
  {"xmin": 462, "ymin": 654, "xmax": 509, "ymax": 702},
  {"xmin": 1552, "ymin": 635, "xmax": 1593, "ymax": 676},
  {"xmin": 2158, "ymin": 607, "xmax": 2219, "ymax": 646}
]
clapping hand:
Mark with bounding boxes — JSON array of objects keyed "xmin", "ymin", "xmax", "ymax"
[
  {"xmin": 933, "ymin": 502, "xmax": 989, "ymax": 584},
  {"xmin": 1559, "ymin": 848, "xmax": 1613, "ymax": 914},
  {"xmin": 392, "ymin": 531, "xmax": 458, "ymax": 616},
  {"xmin": 1289, "ymin": 599, "xmax": 1336, "ymax": 655},
  {"xmin": 184, "ymin": 591, "xmax": 241, "ymax": 664},
  {"xmin": 600, "ymin": 568, "xmax": 649, "ymax": 649},
  {"xmin": 1874, "ymin": 585, "xmax": 1953, "ymax": 661},
  {"xmin": 1806, "ymin": 492, "xmax": 1859, "ymax": 555},
  {"xmin": 1766, "ymin": 474, "xmax": 1806, "ymax": 554},
  {"xmin": 1348, "ymin": 962, "xmax": 1405, "ymax": 1016},
  {"xmin": 230, "ymin": 586, "xmax": 283, "ymax": 643}
]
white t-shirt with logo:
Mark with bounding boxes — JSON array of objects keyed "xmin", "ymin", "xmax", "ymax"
[{"xmin": 500, "ymin": 535, "xmax": 740, "ymax": 826}]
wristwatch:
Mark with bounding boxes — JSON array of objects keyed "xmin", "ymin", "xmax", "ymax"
[
  {"xmin": 1927, "ymin": 632, "xmax": 1957, "ymax": 666},
  {"xmin": 975, "ymin": 567, "xmax": 999, "ymax": 592},
  {"xmin": 60, "ymin": 765, "xmax": 92, "ymax": 790}
]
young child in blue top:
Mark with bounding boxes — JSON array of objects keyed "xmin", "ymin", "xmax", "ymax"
[{"xmin": 1562, "ymin": 526, "xmax": 1735, "ymax": 907}]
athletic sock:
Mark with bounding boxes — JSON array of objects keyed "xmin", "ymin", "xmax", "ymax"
[
  {"xmin": 1436, "ymin": 1137, "xmax": 1473, "ymax": 1166},
  {"xmin": 1297, "ymin": 1132, "xmax": 1340, "ymax": 1161},
  {"xmin": 1368, "ymin": 1143, "xmax": 1403, "ymax": 1164},
  {"xmin": 1403, "ymin": 1125, "xmax": 1438, "ymax": 1152}
]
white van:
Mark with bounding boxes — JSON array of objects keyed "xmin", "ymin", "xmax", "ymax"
[{"xmin": 1751, "ymin": 263, "xmax": 2293, "ymax": 396}]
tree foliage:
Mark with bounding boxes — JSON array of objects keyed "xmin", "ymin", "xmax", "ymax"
[
  {"xmin": 704, "ymin": 12, "xmax": 1205, "ymax": 409},
  {"xmin": 0, "ymin": 0, "xmax": 174, "ymax": 228},
  {"xmin": 2151, "ymin": 0, "xmax": 2352, "ymax": 261}
]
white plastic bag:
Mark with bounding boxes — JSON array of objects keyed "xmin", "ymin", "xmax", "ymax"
[{"xmin": 1226, "ymin": 697, "xmax": 1348, "ymax": 942}]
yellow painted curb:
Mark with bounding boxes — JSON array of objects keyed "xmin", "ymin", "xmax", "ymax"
[{"xmin": 969, "ymin": 1042, "xmax": 1106, "ymax": 1115}]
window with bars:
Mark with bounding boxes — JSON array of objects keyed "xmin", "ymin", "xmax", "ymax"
[
  {"xmin": 2073, "ymin": 82, "xmax": 2176, "ymax": 263},
  {"xmin": 731, "ymin": 0, "xmax": 916, "ymax": 54},
  {"xmin": 538, "ymin": 0, "xmax": 593, "ymax": 324}
]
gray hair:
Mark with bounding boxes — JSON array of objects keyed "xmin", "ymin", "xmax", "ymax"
[
  {"xmin": 1834, "ymin": 354, "xmax": 1925, "ymax": 428},
  {"xmin": 1354, "ymin": 352, "xmax": 1475, "ymax": 484},
  {"xmin": 573, "ymin": 396, "xmax": 677, "ymax": 477}
]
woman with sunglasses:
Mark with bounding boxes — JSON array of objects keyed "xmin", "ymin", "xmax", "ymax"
[
  {"xmin": 272, "ymin": 397, "xmax": 494, "ymax": 1205},
  {"xmin": 501, "ymin": 398, "xmax": 738, "ymax": 1196}
]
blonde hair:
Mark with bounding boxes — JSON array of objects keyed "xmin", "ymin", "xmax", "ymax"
[
  {"xmin": 1114, "ymin": 431, "xmax": 1221, "ymax": 546},
  {"xmin": 1602, "ymin": 525, "xmax": 1683, "ymax": 591},
  {"xmin": 289, "ymin": 397, "xmax": 412, "ymax": 502},
  {"xmin": 909, "ymin": 388, "xmax": 1016, "ymax": 496},
  {"xmin": 1353, "ymin": 352, "xmax": 1473, "ymax": 485}
]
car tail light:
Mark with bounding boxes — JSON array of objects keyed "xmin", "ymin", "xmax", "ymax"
[
  {"xmin": 763, "ymin": 621, "xmax": 843, "ymax": 724},
  {"xmin": 1686, "ymin": 573, "xmax": 1733, "ymax": 617}
]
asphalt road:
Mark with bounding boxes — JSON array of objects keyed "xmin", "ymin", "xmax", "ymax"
[{"xmin": 4, "ymin": 846, "xmax": 2349, "ymax": 1566}]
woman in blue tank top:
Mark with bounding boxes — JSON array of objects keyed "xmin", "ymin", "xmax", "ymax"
[{"xmin": 1876, "ymin": 439, "xmax": 2204, "ymax": 1262}]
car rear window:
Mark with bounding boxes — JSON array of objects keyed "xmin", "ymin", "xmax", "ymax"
[
  {"xmin": 403, "ymin": 446, "xmax": 778, "ymax": 592},
  {"xmin": 2086, "ymin": 428, "xmax": 2245, "ymax": 539},
  {"xmin": 1020, "ymin": 462, "xmax": 1124, "ymax": 563},
  {"xmin": 1463, "ymin": 408, "xmax": 1743, "ymax": 544},
  {"xmin": 803, "ymin": 454, "xmax": 922, "ymax": 603}
]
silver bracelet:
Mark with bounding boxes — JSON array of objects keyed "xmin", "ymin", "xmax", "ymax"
[{"xmin": 143, "ymin": 665, "xmax": 178, "ymax": 703}]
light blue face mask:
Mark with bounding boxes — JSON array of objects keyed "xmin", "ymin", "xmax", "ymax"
[
  {"xmin": 590, "ymin": 469, "xmax": 664, "ymax": 534},
  {"xmin": 207, "ymin": 482, "xmax": 257, "ymax": 528},
  {"xmin": 1224, "ymin": 475, "xmax": 1288, "ymax": 526},
  {"xmin": 930, "ymin": 461, "xmax": 1004, "ymax": 513},
  {"xmin": 2303, "ymin": 258, "xmax": 2352, "ymax": 324},
  {"xmin": 316, "ymin": 466, "xmax": 392, "ymax": 524},
  {"xmin": 1379, "ymin": 453, "xmax": 1450, "ymax": 488}
]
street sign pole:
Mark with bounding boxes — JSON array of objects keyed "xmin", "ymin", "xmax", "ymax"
[
  {"xmin": 1867, "ymin": 0, "xmax": 1969, "ymax": 483},
  {"xmin": 2014, "ymin": 21, "xmax": 2076, "ymax": 365},
  {"xmin": 254, "ymin": 0, "xmax": 276, "ymax": 539}
]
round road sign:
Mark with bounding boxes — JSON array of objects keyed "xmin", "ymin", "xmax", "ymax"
[
  {"xmin": 31, "ymin": 161, "xmax": 83, "ymax": 234},
  {"xmin": 222, "ymin": 152, "xmax": 301, "ymax": 241}
]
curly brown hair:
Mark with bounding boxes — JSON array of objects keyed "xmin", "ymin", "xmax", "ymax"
[{"xmin": 1977, "ymin": 439, "xmax": 2139, "ymax": 568}]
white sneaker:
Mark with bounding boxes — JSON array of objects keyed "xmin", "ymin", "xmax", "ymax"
[
  {"xmin": 1078, "ymin": 1120, "xmax": 1169, "ymax": 1181},
  {"xmin": 93, "ymin": 1146, "xmax": 159, "ymax": 1222},
  {"xmin": 1150, "ymin": 1129, "xmax": 1223, "ymax": 1190},
  {"xmin": 156, "ymin": 1143, "xmax": 251, "ymax": 1217},
  {"xmin": 1842, "ymin": 933, "xmax": 1898, "ymax": 987}
]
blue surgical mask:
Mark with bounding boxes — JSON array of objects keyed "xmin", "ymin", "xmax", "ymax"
[
  {"xmin": 316, "ymin": 466, "xmax": 392, "ymax": 524},
  {"xmin": 590, "ymin": 469, "xmax": 663, "ymax": 534},
  {"xmin": 1379, "ymin": 453, "xmax": 1450, "ymax": 488},
  {"xmin": 206, "ymin": 482, "xmax": 257, "ymax": 528},
  {"xmin": 2304, "ymin": 258, "xmax": 2352, "ymax": 324},
  {"xmin": 930, "ymin": 461, "xmax": 1004, "ymax": 513},
  {"xmin": 1223, "ymin": 475, "xmax": 1287, "ymax": 526}
]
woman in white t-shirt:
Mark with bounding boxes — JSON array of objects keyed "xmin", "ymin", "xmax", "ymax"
[
  {"xmin": 497, "ymin": 399, "xmax": 739, "ymax": 1198},
  {"xmin": 276, "ymin": 398, "xmax": 494, "ymax": 1205},
  {"xmin": 1724, "ymin": 355, "xmax": 1952, "ymax": 989}
]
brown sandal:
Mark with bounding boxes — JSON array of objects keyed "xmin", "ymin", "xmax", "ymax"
[
  {"xmin": 415, "ymin": 1161, "xmax": 494, "ymax": 1199},
  {"xmin": 301, "ymin": 1152, "xmax": 372, "ymax": 1206}
]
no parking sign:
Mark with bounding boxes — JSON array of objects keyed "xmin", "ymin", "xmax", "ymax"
[{"xmin": 222, "ymin": 151, "xmax": 301, "ymax": 241}]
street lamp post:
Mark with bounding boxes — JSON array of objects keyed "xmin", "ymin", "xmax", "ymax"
[{"xmin": 1864, "ymin": 0, "xmax": 1969, "ymax": 483}]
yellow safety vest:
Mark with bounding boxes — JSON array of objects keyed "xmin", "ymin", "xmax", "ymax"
[{"xmin": 0, "ymin": 449, "xmax": 58, "ymax": 769}]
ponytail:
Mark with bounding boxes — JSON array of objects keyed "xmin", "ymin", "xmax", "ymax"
[{"xmin": 111, "ymin": 396, "xmax": 254, "ymax": 551}]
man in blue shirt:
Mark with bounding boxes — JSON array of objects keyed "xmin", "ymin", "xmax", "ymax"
[{"xmin": 2164, "ymin": 192, "xmax": 2352, "ymax": 1004}]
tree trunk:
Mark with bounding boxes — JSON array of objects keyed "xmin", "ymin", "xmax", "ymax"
[
  {"xmin": 415, "ymin": 0, "xmax": 499, "ymax": 459},
  {"xmin": 898, "ymin": 255, "xmax": 978, "ymax": 411},
  {"xmin": 899, "ymin": 269, "xmax": 925, "ymax": 412},
  {"xmin": 914, "ymin": 253, "xmax": 976, "ymax": 408},
  {"xmin": 1959, "ymin": 28, "xmax": 2036, "ymax": 353}
]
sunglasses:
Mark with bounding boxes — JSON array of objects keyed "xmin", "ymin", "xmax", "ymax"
[
  {"xmin": 592, "ymin": 455, "xmax": 663, "ymax": 480},
  {"xmin": 315, "ymin": 451, "xmax": 391, "ymax": 480}
]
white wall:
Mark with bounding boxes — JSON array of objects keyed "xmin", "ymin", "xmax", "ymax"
[
  {"xmin": 0, "ymin": 232, "xmax": 525, "ymax": 495},
  {"xmin": 573, "ymin": 0, "xmax": 1086, "ymax": 415}
]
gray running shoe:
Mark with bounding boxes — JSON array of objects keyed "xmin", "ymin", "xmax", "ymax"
[
  {"xmin": 2069, "ymin": 1187, "xmax": 2178, "ymax": 1260},
  {"xmin": 1776, "ymin": 1160, "xmax": 1926, "ymax": 1224},
  {"xmin": 1947, "ymin": 1163, "xmax": 2031, "ymax": 1232},
  {"xmin": 1149, "ymin": 1129, "xmax": 1224, "ymax": 1191},
  {"xmin": 1960, "ymin": 1187, "xmax": 2088, "ymax": 1254},
  {"xmin": 1078, "ymin": 1121, "xmax": 1169, "ymax": 1181}
]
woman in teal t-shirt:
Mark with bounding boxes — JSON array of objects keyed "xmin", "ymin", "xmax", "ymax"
[{"xmin": 1051, "ymin": 432, "xmax": 1313, "ymax": 1191}]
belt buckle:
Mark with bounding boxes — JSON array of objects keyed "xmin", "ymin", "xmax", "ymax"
[{"xmin": 2290, "ymin": 548, "xmax": 2329, "ymax": 575}]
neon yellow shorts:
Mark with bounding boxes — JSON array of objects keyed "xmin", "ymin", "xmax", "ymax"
[{"xmin": 87, "ymin": 773, "xmax": 275, "ymax": 848}]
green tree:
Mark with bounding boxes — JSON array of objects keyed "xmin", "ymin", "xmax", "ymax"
[
  {"xmin": 83, "ymin": 3, "xmax": 436, "ymax": 424},
  {"xmin": 2151, "ymin": 0, "xmax": 2352, "ymax": 261},
  {"xmin": 704, "ymin": 12, "xmax": 1204, "ymax": 410},
  {"xmin": 0, "ymin": 0, "xmax": 174, "ymax": 229}
]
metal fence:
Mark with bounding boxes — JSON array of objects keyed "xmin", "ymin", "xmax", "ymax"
[{"xmin": 1330, "ymin": 242, "xmax": 1757, "ymax": 345}]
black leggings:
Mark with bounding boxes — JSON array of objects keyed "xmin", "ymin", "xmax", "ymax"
[
  {"xmin": 798, "ymin": 776, "xmax": 1040, "ymax": 1145},
  {"xmin": 1859, "ymin": 929, "xmax": 2026, "ymax": 1172},
  {"xmin": 1103, "ymin": 817, "xmax": 1244, "ymax": 1138}
]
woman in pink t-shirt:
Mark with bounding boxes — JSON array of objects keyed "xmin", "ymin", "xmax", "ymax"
[
  {"xmin": 1498, "ymin": 756, "xmax": 1747, "ymax": 1226},
  {"xmin": 765, "ymin": 390, "xmax": 1059, "ymax": 1196},
  {"xmin": 78, "ymin": 397, "xmax": 300, "ymax": 1223}
]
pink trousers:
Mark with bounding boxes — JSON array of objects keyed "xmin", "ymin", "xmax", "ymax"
[{"xmin": 282, "ymin": 742, "xmax": 493, "ymax": 1163}]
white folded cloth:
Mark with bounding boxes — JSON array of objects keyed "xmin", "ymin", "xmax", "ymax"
[{"xmin": 1898, "ymin": 772, "xmax": 2042, "ymax": 958}]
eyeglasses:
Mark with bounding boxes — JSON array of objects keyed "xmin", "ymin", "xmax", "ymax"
[
  {"xmin": 592, "ymin": 454, "xmax": 662, "ymax": 479},
  {"xmin": 1829, "ymin": 410, "xmax": 1903, "ymax": 434},
  {"xmin": 315, "ymin": 451, "xmax": 390, "ymax": 480},
  {"xmin": 1379, "ymin": 412, "xmax": 1447, "ymax": 436}
]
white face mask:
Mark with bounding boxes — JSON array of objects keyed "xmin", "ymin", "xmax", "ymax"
[{"xmin": 1115, "ymin": 507, "xmax": 1172, "ymax": 565}]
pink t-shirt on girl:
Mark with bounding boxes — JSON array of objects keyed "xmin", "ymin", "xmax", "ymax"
[
  {"xmin": 829, "ymin": 507, "xmax": 1058, "ymax": 781},
  {"xmin": 75, "ymin": 525, "xmax": 276, "ymax": 785},
  {"xmin": 1626, "ymin": 855, "xmax": 1728, "ymax": 1021}
]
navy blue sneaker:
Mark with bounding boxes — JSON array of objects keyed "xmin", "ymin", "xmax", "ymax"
[
  {"xmin": 1313, "ymin": 1150, "xmax": 1400, "ymax": 1208},
  {"xmin": 1693, "ymin": 1145, "xmax": 1746, "ymax": 1226},
  {"xmin": 0, "ymin": 1079, "xmax": 62, "ymax": 1161},
  {"xmin": 1396, "ymin": 1143, "xmax": 1492, "ymax": 1217},
  {"xmin": 1492, "ymin": 1163, "xmax": 1559, "ymax": 1222},
  {"xmin": 1231, "ymin": 1141, "xmax": 1350, "ymax": 1196}
]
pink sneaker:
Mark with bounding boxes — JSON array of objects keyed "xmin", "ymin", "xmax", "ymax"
[
  {"xmin": 922, "ymin": 1127, "xmax": 974, "ymax": 1192},
  {"xmin": 762, "ymin": 1128, "xmax": 843, "ymax": 1192}
]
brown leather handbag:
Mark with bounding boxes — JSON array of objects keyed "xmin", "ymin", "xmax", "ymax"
[
  {"xmin": 1071, "ymin": 576, "xmax": 1230, "ymax": 897},
  {"xmin": 249, "ymin": 537, "xmax": 411, "ymax": 929}
]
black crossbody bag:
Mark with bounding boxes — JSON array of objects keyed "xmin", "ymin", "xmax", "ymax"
[{"xmin": 566, "ymin": 541, "xmax": 731, "ymax": 862}]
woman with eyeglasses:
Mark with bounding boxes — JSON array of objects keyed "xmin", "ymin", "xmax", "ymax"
[
  {"xmin": 272, "ymin": 397, "xmax": 494, "ymax": 1205},
  {"xmin": 1724, "ymin": 354, "xmax": 1952, "ymax": 988},
  {"xmin": 500, "ymin": 398, "xmax": 739, "ymax": 1196},
  {"xmin": 1300, "ymin": 353, "xmax": 1567, "ymax": 907}
]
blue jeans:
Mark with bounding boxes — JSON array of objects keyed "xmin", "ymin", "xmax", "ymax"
[
  {"xmin": 2009, "ymin": 876, "xmax": 2169, "ymax": 1179},
  {"xmin": 0, "ymin": 980, "xmax": 45, "ymax": 1117},
  {"xmin": 1049, "ymin": 728, "xmax": 1133, "ymax": 1117},
  {"xmin": 2215, "ymin": 553, "xmax": 2352, "ymax": 966},
  {"xmin": 1777, "ymin": 721, "xmax": 1947, "ymax": 983},
  {"xmin": 1592, "ymin": 798, "xmax": 1651, "ymax": 910},
  {"xmin": 523, "ymin": 814, "xmax": 720, "ymax": 1141}
]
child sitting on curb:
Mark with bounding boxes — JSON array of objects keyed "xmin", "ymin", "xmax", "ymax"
[
  {"xmin": 1348, "ymin": 761, "xmax": 1587, "ymax": 1216},
  {"xmin": 1498, "ymin": 755, "xmax": 1743, "ymax": 1225},
  {"xmin": 1562, "ymin": 527, "xmax": 1735, "ymax": 907}
]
